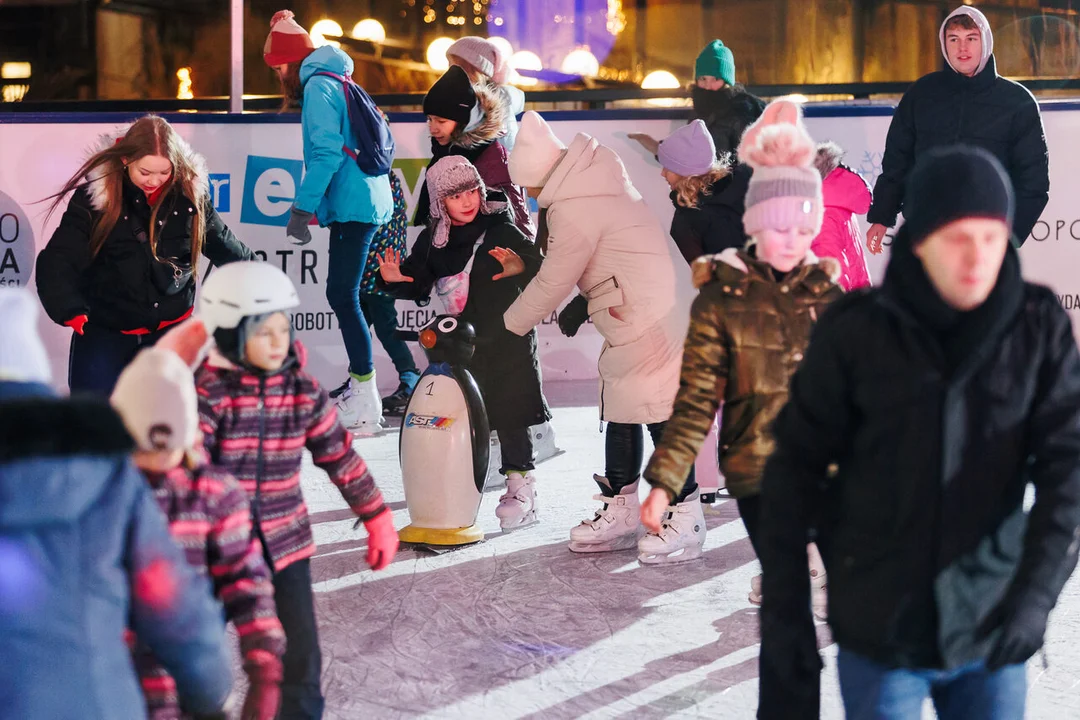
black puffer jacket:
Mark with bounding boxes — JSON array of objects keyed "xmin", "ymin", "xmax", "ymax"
[
  {"xmin": 756, "ymin": 231, "xmax": 1080, "ymax": 717},
  {"xmin": 867, "ymin": 55, "xmax": 1049, "ymax": 244},
  {"xmin": 379, "ymin": 208, "xmax": 551, "ymax": 431},
  {"xmin": 37, "ymin": 177, "xmax": 253, "ymax": 333},
  {"xmin": 691, "ymin": 86, "xmax": 767, "ymax": 158},
  {"xmin": 669, "ymin": 163, "xmax": 751, "ymax": 264}
]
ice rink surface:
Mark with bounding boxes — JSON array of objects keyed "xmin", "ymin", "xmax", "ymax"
[{"xmin": 295, "ymin": 382, "xmax": 1080, "ymax": 719}]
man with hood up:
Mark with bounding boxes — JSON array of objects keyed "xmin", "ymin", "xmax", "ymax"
[{"xmin": 866, "ymin": 6, "xmax": 1049, "ymax": 250}]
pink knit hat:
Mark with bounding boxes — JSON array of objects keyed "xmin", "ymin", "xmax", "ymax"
[
  {"xmin": 737, "ymin": 99, "xmax": 823, "ymax": 236},
  {"xmin": 447, "ymin": 37, "xmax": 510, "ymax": 84},
  {"xmin": 264, "ymin": 10, "xmax": 316, "ymax": 67}
]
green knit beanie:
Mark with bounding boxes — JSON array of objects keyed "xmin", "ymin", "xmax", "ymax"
[{"xmin": 695, "ymin": 40, "xmax": 736, "ymax": 87}]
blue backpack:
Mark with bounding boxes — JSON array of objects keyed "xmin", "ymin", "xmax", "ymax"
[{"xmin": 314, "ymin": 71, "xmax": 396, "ymax": 176}]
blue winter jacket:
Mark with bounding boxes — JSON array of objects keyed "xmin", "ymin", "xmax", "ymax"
[
  {"xmin": 0, "ymin": 383, "xmax": 233, "ymax": 720},
  {"xmin": 295, "ymin": 46, "xmax": 393, "ymax": 226}
]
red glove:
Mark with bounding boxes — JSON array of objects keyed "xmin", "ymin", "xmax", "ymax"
[
  {"xmin": 242, "ymin": 651, "xmax": 283, "ymax": 720},
  {"xmin": 363, "ymin": 508, "xmax": 399, "ymax": 571},
  {"xmin": 133, "ymin": 557, "xmax": 178, "ymax": 612},
  {"xmin": 65, "ymin": 314, "xmax": 88, "ymax": 335}
]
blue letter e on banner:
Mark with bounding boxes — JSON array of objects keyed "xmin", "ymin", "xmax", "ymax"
[{"xmin": 241, "ymin": 155, "xmax": 304, "ymax": 227}]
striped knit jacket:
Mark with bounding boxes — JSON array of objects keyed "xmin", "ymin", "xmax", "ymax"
[
  {"xmin": 133, "ymin": 459, "xmax": 285, "ymax": 719},
  {"xmin": 196, "ymin": 341, "xmax": 387, "ymax": 572}
]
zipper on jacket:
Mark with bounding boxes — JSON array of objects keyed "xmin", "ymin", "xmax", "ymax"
[
  {"xmin": 597, "ymin": 343, "xmax": 608, "ymax": 432},
  {"xmin": 253, "ymin": 377, "xmax": 272, "ymax": 567}
]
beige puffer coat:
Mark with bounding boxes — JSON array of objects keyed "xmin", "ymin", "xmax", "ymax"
[{"xmin": 504, "ymin": 133, "xmax": 689, "ymax": 424}]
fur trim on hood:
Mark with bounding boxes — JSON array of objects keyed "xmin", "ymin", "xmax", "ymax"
[
  {"xmin": 0, "ymin": 396, "xmax": 134, "ymax": 462},
  {"xmin": 691, "ymin": 247, "xmax": 841, "ymax": 288},
  {"xmin": 453, "ymin": 80, "xmax": 509, "ymax": 150},
  {"xmin": 84, "ymin": 124, "xmax": 209, "ymax": 214},
  {"xmin": 813, "ymin": 142, "xmax": 845, "ymax": 180}
]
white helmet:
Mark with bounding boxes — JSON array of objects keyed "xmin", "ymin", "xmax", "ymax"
[{"xmin": 198, "ymin": 261, "xmax": 299, "ymax": 335}]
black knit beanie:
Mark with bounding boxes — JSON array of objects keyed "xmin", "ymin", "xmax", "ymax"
[
  {"xmin": 903, "ymin": 145, "xmax": 1014, "ymax": 245},
  {"xmin": 423, "ymin": 65, "xmax": 476, "ymax": 129}
]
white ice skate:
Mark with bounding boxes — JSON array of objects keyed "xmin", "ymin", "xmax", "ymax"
[
  {"xmin": 335, "ymin": 372, "xmax": 385, "ymax": 436},
  {"xmin": 568, "ymin": 477, "xmax": 642, "ymax": 553},
  {"xmin": 495, "ymin": 471, "xmax": 538, "ymax": 530},
  {"xmin": 637, "ymin": 489, "xmax": 707, "ymax": 565},
  {"xmin": 531, "ymin": 421, "xmax": 563, "ymax": 464}
]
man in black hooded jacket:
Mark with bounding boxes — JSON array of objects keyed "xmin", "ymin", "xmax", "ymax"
[
  {"xmin": 867, "ymin": 6, "xmax": 1049, "ymax": 250},
  {"xmin": 757, "ymin": 145, "xmax": 1080, "ymax": 720}
]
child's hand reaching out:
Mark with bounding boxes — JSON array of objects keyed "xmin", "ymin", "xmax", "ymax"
[
  {"xmin": 490, "ymin": 247, "xmax": 524, "ymax": 280},
  {"xmin": 377, "ymin": 249, "xmax": 413, "ymax": 283}
]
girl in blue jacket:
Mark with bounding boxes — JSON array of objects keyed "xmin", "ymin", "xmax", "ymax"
[{"xmin": 265, "ymin": 10, "xmax": 393, "ymax": 435}]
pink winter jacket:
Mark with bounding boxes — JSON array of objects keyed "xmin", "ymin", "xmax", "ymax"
[
  {"xmin": 504, "ymin": 133, "xmax": 688, "ymax": 424},
  {"xmin": 813, "ymin": 144, "xmax": 873, "ymax": 290}
]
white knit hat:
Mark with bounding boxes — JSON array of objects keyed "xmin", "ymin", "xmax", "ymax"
[
  {"xmin": 0, "ymin": 288, "xmax": 51, "ymax": 385},
  {"xmin": 111, "ymin": 347, "xmax": 198, "ymax": 452},
  {"xmin": 446, "ymin": 37, "xmax": 510, "ymax": 83},
  {"xmin": 508, "ymin": 111, "xmax": 567, "ymax": 189}
]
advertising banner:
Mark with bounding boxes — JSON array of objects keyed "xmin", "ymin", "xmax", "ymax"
[{"xmin": 1, "ymin": 105, "xmax": 1077, "ymax": 390}]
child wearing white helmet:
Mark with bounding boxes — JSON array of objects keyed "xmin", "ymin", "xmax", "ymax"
[
  {"xmin": 195, "ymin": 261, "xmax": 399, "ymax": 718},
  {"xmin": 111, "ymin": 326, "xmax": 286, "ymax": 720}
]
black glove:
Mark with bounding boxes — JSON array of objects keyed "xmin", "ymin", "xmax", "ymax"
[
  {"xmin": 984, "ymin": 600, "xmax": 1050, "ymax": 671},
  {"xmin": 557, "ymin": 294, "xmax": 590, "ymax": 338},
  {"xmin": 286, "ymin": 207, "xmax": 314, "ymax": 246}
]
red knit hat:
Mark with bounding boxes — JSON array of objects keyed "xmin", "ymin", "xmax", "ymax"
[{"xmin": 264, "ymin": 10, "xmax": 315, "ymax": 66}]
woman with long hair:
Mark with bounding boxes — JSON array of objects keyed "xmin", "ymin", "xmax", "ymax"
[
  {"xmin": 36, "ymin": 114, "xmax": 254, "ymax": 397},
  {"xmin": 264, "ymin": 9, "xmax": 394, "ymax": 435}
]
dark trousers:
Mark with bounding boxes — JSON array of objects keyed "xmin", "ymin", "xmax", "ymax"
[
  {"xmin": 273, "ymin": 559, "xmax": 324, "ymax": 720},
  {"xmin": 736, "ymin": 495, "xmax": 762, "ymax": 558},
  {"xmin": 497, "ymin": 426, "xmax": 535, "ymax": 473},
  {"xmin": 605, "ymin": 421, "xmax": 698, "ymax": 501},
  {"xmin": 327, "ymin": 222, "xmax": 379, "ymax": 378},
  {"xmin": 68, "ymin": 327, "xmax": 164, "ymax": 398},
  {"xmin": 359, "ymin": 293, "xmax": 420, "ymax": 389}
]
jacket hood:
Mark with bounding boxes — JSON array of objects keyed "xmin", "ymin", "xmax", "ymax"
[
  {"xmin": 692, "ymin": 247, "xmax": 841, "ymax": 289},
  {"xmin": 537, "ymin": 133, "xmax": 638, "ymax": 209},
  {"xmin": 85, "ymin": 127, "xmax": 209, "ymax": 215},
  {"xmin": 940, "ymin": 6, "xmax": 993, "ymax": 77},
  {"xmin": 453, "ymin": 80, "xmax": 509, "ymax": 150},
  {"xmin": 299, "ymin": 45, "xmax": 353, "ymax": 85},
  {"xmin": 822, "ymin": 166, "xmax": 873, "ymax": 215},
  {"xmin": 0, "ymin": 393, "xmax": 135, "ymax": 527}
]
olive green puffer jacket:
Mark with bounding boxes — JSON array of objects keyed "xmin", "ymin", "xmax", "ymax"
[{"xmin": 645, "ymin": 247, "xmax": 843, "ymax": 500}]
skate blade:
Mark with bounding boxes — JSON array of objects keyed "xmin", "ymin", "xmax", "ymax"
[
  {"xmin": 637, "ymin": 545, "xmax": 704, "ymax": 565},
  {"xmin": 348, "ymin": 420, "xmax": 390, "ymax": 437},
  {"xmin": 568, "ymin": 535, "xmax": 639, "ymax": 554},
  {"xmin": 498, "ymin": 512, "xmax": 539, "ymax": 532}
]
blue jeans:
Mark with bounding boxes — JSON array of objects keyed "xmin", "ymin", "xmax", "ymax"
[
  {"xmin": 359, "ymin": 293, "xmax": 420, "ymax": 390},
  {"xmin": 68, "ymin": 326, "xmax": 163, "ymax": 398},
  {"xmin": 327, "ymin": 222, "xmax": 379, "ymax": 377},
  {"xmin": 837, "ymin": 648, "xmax": 1027, "ymax": 720}
]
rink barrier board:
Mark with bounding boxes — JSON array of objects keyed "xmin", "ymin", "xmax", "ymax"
[{"xmin": 2, "ymin": 104, "xmax": 1079, "ymax": 390}]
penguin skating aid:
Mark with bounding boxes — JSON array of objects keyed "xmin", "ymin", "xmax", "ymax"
[{"xmin": 397, "ymin": 315, "xmax": 491, "ymax": 546}]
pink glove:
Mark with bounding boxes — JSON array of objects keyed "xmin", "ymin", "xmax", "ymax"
[
  {"xmin": 242, "ymin": 651, "xmax": 283, "ymax": 720},
  {"xmin": 363, "ymin": 508, "xmax": 399, "ymax": 571}
]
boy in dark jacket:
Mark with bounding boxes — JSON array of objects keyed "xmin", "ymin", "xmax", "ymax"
[
  {"xmin": 757, "ymin": 146, "xmax": 1080, "ymax": 720},
  {"xmin": 0, "ymin": 288, "xmax": 232, "ymax": 720},
  {"xmin": 378, "ymin": 155, "xmax": 551, "ymax": 531},
  {"xmin": 112, "ymin": 332, "xmax": 287, "ymax": 720},
  {"xmin": 867, "ymin": 6, "xmax": 1049, "ymax": 250}
]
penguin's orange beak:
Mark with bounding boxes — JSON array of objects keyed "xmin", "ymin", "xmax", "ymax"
[{"xmin": 420, "ymin": 329, "xmax": 437, "ymax": 349}]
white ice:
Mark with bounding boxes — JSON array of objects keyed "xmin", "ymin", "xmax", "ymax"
[{"xmin": 294, "ymin": 381, "xmax": 1080, "ymax": 719}]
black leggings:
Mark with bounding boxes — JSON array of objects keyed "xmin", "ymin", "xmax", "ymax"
[
  {"xmin": 497, "ymin": 426, "xmax": 535, "ymax": 473},
  {"xmin": 736, "ymin": 494, "xmax": 762, "ymax": 558},
  {"xmin": 605, "ymin": 421, "xmax": 698, "ymax": 502}
]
